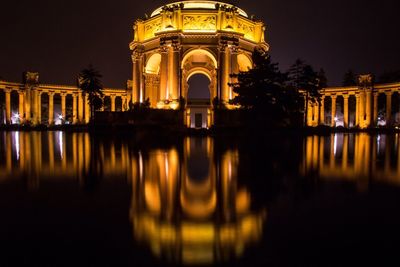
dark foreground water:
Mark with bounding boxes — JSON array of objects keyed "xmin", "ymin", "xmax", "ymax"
[{"xmin": 1, "ymin": 131, "xmax": 400, "ymax": 266}]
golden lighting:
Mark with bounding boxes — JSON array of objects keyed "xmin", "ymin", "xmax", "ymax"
[{"xmin": 129, "ymin": 138, "xmax": 266, "ymax": 265}]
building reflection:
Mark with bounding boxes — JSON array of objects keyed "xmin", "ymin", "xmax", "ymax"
[
  {"xmin": 0, "ymin": 132, "xmax": 131, "ymax": 188},
  {"xmin": 302, "ymin": 133, "xmax": 400, "ymax": 188},
  {"xmin": 129, "ymin": 137, "xmax": 266, "ymax": 265},
  {"xmin": 0, "ymin": 132, "xmax": 266, "ymax": 265}
]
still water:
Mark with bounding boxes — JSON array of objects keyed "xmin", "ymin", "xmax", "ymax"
[{"xmin": 1, "ymin": 131, "xmax": 400, "ymax": 266}]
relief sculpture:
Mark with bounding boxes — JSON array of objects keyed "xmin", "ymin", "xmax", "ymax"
[
  {"xmin": 183, "ymin": 15, "xmax": 216, "ymax": 31},
  {"xmin": 237, "ymin": 21, "xmax": 255, "ymax": 40}
]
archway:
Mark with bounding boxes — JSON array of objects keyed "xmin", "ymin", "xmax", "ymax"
[
  {"xmin": 237, "ymin": 53, "xmax": 253, "ymax": 72},
  {"xmin": 144, "ymin": 53, "xmax": 161, "ymax": 107},
  {"xmin": 181, "ymin": 49, "xmax": 217, "ymax": 101},
  {"xmin": 186, "ymin": 73, "xmax": 211, "ymax": 128}
]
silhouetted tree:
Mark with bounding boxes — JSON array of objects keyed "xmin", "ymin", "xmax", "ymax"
[
  {"xmin": 229, "ymin": 50, "xmax": 303, "ymax": 126},
  {"xmin": 78, "ymin": 65, "xmax": 104, "ymax": 120},
  {"xmin": 317, "ymin": 68, "xmax": 328, "ymax": 88},
  {"xmin": 378, "ymin": 70, "xmax": 400, "ymax": 84},
  {"xmin": 288, "ymin": 59, "xmax": 323, "ymax": 126},
  {"xmin": 342, "ymin": 70, "xmax": 357, "ymax": 86},
  {"xmin": 288, "ymin": 59, "xmax": 322, "ymax": 104}
]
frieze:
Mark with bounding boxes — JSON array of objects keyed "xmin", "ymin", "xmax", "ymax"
[
  {"xmin": 183, "ymin": 15, "xmax": 216, "ymax": 31},
  {"xmin": 144, "ymin": 20, "xmax": 162, "ymax": 40},
  {"xmin": 237, "ymin": 21, "xmax": 255, "ymax": 40}
]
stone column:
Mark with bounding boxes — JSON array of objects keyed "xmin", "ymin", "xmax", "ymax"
[
  {"xmin": 319, "ymin": 96, "xmax": 325, "ymax": 125},
  {"xmin": 359, "ymin": 92, "xmax": 366, "ymax": 127},
  {"xmin": 219, "ymin": 44, "xmax": 230, "ymax": 104},
  {"xmin": 224, "ymin": 45, "xmax": 231, "ymax": 104},
  {"xmin": 313, "ymin": 102, "xmax": 319, "ymax": 126},
  {"xmin": 132, "ymin": 51, "xmax": 142, "ymax": 103},
  {"xmin": 37, "ymin": 92, "xmax": 42, "ymax": 124},
  {"xmin": 122, "ymin": 96, "xmax": 127, "ymax": 111},
  {"xmin": 61, "ymin": 93, "xmax": 67, "ymax": 123},
  {"xmin": 48, "ymin": 92, "xmax": 54, "ymax": 125},
  {"xmin": 386, "ymin": 91, "xmax": 392, "ymax": 126},
  {"xmin": 31, "ymin": 90, "xmax": 38, "ymax": 125},
  {"xmin": 25, "ymin": 88, "xmax": 31, "ymax": 122},
  {"xmin": 343, "ymin": 95, "xmax": 349, "ymax": 128},
  {"xmin": 18, "ymin": 91, "xmax": 24, "ymax": 123},
  {"xmin": 84, "ymin": 94, "xmax": 90, "ymax": 123},
  {"xmin": 373, "ymin": 92, "xmax": 378, "ymax": 126},
  {"xmin": 5, "ymin": 89, "xmax": 11, "ymax": 124},
  {"xmin": 331, "ymin": 96, "xmax": 337, "ymax": 127},
  {"xmin": 111, "ymin": 95, "xmax": 116, "ymax": 112},
  {"xmin": 355, "ymin": 94, "xmax": 360, "ymax": 126},
  {"xmin": 169, "ymin": 44, "xmax": 180, "ymax": 101},
  {"xmin": 230, "ymin": 46, "xmax": 239, "ymax": 101},
  {"xmin": 78, "ymin": 92, "xmax": 83, "ymax": 123},
  {"xmin": 72, "ymin": 93, "xmax": 78, "ymax": 124},
  {"xmin": 366, "ymin": 91, "xmax": 372, "ymax": 127},
  {"xmin": 159, "ymin": 46, "xmax": 169, "ymax": 103}
]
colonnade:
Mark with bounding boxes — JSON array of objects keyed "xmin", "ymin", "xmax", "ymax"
[
  {"xmin": 306, "ymin": 83, "xmax": 400, "ymax": 128},
  {"xmin": 0, "ymin": 81, "xmax": 128, "ymax": 125}
]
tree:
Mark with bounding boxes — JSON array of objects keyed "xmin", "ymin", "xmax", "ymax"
[
  {"xmin": 287, "ymin": 59, "xmax": 322, "ymax": 104},
  {"xmin": 229, "ymin": 50, "xmax": 303, "ymax": 126},
  {"xmin": 342, "ymin": 70, "xmax": 357, "ymax": 86},
  {"xmin": 78, "ymin": 65, "xmax": 104, "ymax": 120},
  {"xmin": 317, "ymin": 68, "xmax": 328, "ymax": 88},
  {"xmin": 287, "ymin": 59, "xmax": 323, "ymax": 126}
]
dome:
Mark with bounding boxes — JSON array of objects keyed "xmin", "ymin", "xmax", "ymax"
[{"xmin": 150, "ymin": 0, "xmax": 248, "ymax": 18}]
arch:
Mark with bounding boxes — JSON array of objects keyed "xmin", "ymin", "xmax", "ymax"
[
  {"xmin": 145, "ymin": 53, "xmax": 161, "ymax": 74},
  {"xmin": 181, "ymin": 48, "xmax": 218, "ymax": 69},
  {"xmin": 237, "ymin": 53, "xmax": 253, "ymax": 72},
  {"xmin": 186, "ymin": 68, "xmax": 212, "ymax": 82}
]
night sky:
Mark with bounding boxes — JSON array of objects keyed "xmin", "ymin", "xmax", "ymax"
[{"xmin": 0, "ymin": 0, "xmax": 399, "ymax": 88}]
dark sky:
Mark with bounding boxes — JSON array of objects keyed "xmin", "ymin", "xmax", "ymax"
[{"xmin": 0, "ymin": 0, "xmax": 399, "ymax": 88}]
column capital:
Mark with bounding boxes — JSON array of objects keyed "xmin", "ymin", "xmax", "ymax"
[
  {"xmin": 331, "ymin": 95, "xmax": 337, "ymax": 100},
  {"xmin": 48, "ymin": 91, "xmax": 55, "ymax": 97},
  {"xmin": 343, "ymin": 94, "xmax": 350, "ymax": 99},
  {"xmin": 132, "ymin": 50, "xmax": 143, "ymax": 62},
  {"xmin": 385, "ymin": 91, "xmax": 393, "ymax": 96},
  {"xmin": 171, "ymin": 43, "xmax": 182, "ymax": 52},
  {"xmin": 159, "ymin": 45, "xmax": 169, "ymax": 54},
  {"xmin": 218, "ymin": 43, "xmax": 228, "ymax": 52},
  {"xmin": 229, "ymin": 45, "xmax": 239, "ymax": 54}
]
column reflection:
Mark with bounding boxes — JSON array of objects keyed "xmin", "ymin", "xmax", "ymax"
[
  {"xmin": 130, "ymin": 137, "xmax": 266, "ymax": 265},
  {"xmin": 0, "ymin": 133, "xmax": 266, "ymax": 264},
  {"xmin": 302, "ymin": 133, "xmax": 400, "ymax": 187}
]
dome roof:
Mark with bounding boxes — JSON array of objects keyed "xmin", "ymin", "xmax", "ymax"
[{"xmin": 151, "ymin": 0, "xmax": 248, "ymax": 18}]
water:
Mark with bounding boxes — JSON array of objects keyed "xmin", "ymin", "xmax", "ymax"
[{"xmin": 1, "ymin": 131, "xmax": 400, "ymax": 266}]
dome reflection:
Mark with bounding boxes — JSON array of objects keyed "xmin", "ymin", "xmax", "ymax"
[{"xmin": 129, "ymin": 137, "xmax": 266, "ymax": 265}]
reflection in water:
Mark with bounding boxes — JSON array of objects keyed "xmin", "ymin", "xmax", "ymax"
[
  {"xmin": 130, "ymin": 138, "xmax": 266, "ymax": 265},
  {"xmin": 302, "ymin": 133, "xmax": 400, "ymax": 188},
  {"xmin": 0, "ymin": 132, "xmax": 266, "ymax": 265}
]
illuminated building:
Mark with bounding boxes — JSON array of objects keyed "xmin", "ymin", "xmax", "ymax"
[
  {"xmin": 0, "ymin": 72, "xmax": 128, "ymax": 125},
  {"xmin": 130, "ymin": 0, "xmax": 268, "ymax": 128},
  {"xmin": 1, "ymin": 1, "xmax": 399, "ymax": 128},
  {"xmin": 306, "ymin": 75, "xmax": 400, "ymax": 129}
]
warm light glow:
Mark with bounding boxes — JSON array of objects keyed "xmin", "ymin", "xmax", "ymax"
[{"xmin": 145, "ymin": 53, "xmax": 162, "ymax": 74}]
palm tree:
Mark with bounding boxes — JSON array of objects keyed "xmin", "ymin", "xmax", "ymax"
[{"xmin": 78, "ymin": 65, "xmax": 104, "ymax": 120}]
